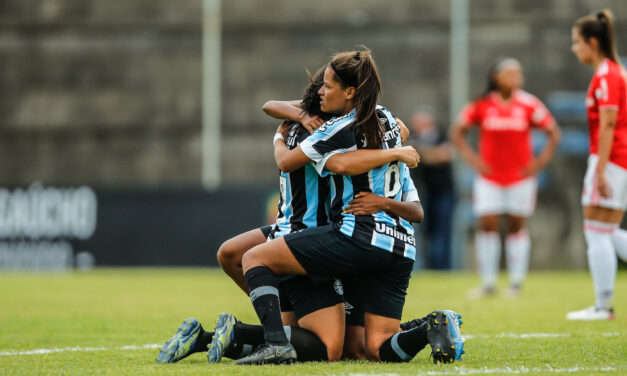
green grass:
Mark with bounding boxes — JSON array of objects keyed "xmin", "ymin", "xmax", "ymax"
[{"xmin": 0, "ymin": 268, "xmax": 625, "ymax": 375}]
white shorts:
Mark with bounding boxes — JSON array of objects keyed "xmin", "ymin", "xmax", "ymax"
[
  {"xmin": 473, "ymin": 176, "xmax": 537, "ymax": 217},
  {"xmin": 581, "ymin": 154, "xmax": 627, "ymax": 210}
]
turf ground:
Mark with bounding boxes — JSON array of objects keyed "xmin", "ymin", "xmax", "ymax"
[{"xmin": 0, "ymin": 268, "xmax": 625, "ymax": 375}]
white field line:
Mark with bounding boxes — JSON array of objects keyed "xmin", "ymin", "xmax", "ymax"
[
  {"xmin": 347, "ymin": 366, "xmax": 618, "ymax": 375},
  {"xmin": 0, "ymin": 332, "xmax": 622, "ymax": 357}
]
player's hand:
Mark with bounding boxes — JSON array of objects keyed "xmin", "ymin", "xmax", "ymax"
[
  {"xmin": 300, "ymin": 113, "xmax": 324, "ymax": 134},
  {"xmin": 396, "ymin": 146, "xmax": 420, "ymax": 168},
  {"xmin": 343, "ymin": 192, "xmax": 387, "ymax": 215},
  {"xmin": 276, "ymin": 121, "xmax": 291, "ymax": 139},
  {"xmin": 596, "ymin": 172, "xmax": 613, "ymax": 198},
  {"xmin": 472, "ymin": 156, "xmax": 491, "ymax": 175},
  {"xmin": 521, "ymin": 159, "xmax": 541, "ymax": 177}
]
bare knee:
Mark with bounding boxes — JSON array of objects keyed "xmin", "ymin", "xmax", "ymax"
[
  {"xmin": 478, "ymin": 215, "xmax": 499, "ymax": 232},
  {"xmin": 216, "ymin": 239, "xmax": 242, "ymax": 269}
]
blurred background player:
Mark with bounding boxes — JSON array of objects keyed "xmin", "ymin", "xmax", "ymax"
[
  {"xmin": 406, "ymin": 107, "xmax": 456, "ymax": 270},
  {"xmin": 567, "ymin": 9, "xmax": 627, "ymax": 320},
  {"xmin": 450, "ymin": 57, "xmax": 561, "ymax": 297}
]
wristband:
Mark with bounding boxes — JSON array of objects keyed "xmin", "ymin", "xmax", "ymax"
[{"xmin": 273, "ymin": 133, "xmax": 285, "ymax": 145}]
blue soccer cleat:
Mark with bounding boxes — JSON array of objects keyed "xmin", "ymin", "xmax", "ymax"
[
  {"xmin": 207, "ymin": 312, "xmax": 239, "ymax": 363},
  {"xmin": 157, "ymin": 318, "xmax": 202, "ymax": 364},
  {"xmin": 443, "ymin": 310, "xmax": 465, "ymax": 360}
]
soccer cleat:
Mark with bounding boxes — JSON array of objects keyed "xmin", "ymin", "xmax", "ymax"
[
  {"xmin": 400, "ymin": 316, "xmax": 428, "ymax": 331},
  {"xmin": 207, "ymin": 312, "xmax": 239, "ymax": 363},
  {"xmin": 504, "ymin": 284, "xmax": 521, "ymax": 298},
  {"xmin": 442, "ymin": 310, "xmax": 465, "ymax": 360},
  {"xmin": 156, "ymin": 318, "xmax": 202, "ymax": 363},
  {"xmin": 426, "ymin": 310, "xmax": 456, "ymax": 364},
  {"xmin": 566, "ymin": 306, "xmax": 615, "ymax": 321},
  {"xmin": 235, "ymin": 343, "xmax": 296, "ymax": 365}
]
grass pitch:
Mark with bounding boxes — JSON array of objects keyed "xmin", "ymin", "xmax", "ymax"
[{"xmin": 0, "ymin": 268, "xmax": 625, "ymax": 375}]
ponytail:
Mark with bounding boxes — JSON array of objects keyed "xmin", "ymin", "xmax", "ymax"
[
  {"xmin": 575, "ymin": 9, "xmax": 619, "ymax": 63},
  {"xmin": 329, "ymin": 48, "xmax": 383, "ymax": 149}
]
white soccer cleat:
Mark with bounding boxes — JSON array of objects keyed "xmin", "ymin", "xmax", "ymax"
[{"xmin": 566, "ymin": 306, "xmax": 615, "ymax": 321}]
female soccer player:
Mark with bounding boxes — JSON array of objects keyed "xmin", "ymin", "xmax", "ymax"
[
  {"xmin": 237, "ymin": 48, "xmax": 460, "ymax": 365},
  {"xmin": 567, "ymin": 9, "xmax": 627, "ymax": 320},
  {"xmin": 450, "ymin": 57, "xmax": 561, "ymax": 297},
  {"xmin": 157, "ymin": 66, "xmax": 425, "ymax": 364}
]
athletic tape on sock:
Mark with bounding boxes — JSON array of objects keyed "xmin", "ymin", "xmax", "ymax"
[
  {"xmin": 391, "ymin": 332, "xmax": 412, "ymax": 362},
  {"xmin": 249, "ymin": 286, "xmax": 279, "ymax": 302}
]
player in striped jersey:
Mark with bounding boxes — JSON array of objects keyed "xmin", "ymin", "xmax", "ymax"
[
  {"xmin": 157, "ymin": 66, "xmax": 427, "ymax": 364},
  {"xmin": 237, "ymin": 48, "xmax": 460, "ymax": 365},
  {"xmin": 567, "ymin": 9, "xmax": 627, "ymax": 320}
]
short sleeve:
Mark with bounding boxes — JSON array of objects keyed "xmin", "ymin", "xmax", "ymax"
[
  {"xmin": 458, "ymin": 102, "xmax": 479, "ymax": 126},
  {"xmin": 596, "ymin": 70, "xmax": 622, "ymax": 110},
  {"xmin": 530, "ymin": 98, "xmax": 554, "ymax": 129},
  {"xmin": 299, "ymin": 113, "xmax": 357, "ymax": 175}
]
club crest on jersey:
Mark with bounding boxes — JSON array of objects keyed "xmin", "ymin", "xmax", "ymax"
[
  {"xmin": 334, "ymin": 279, "xmax": 344, "ymax": 295},
  {"xmin": 375, "ymin": 222, "xmax": 416, "ymax": 245}
]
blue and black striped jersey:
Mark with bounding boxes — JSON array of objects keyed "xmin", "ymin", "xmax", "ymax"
[
  {"xmin": 271, "ymin": 122, "xmax": 330, "ymax": 239},
  {"xmin": 299, "ymin": 106, "xmax": 418, "ymax": 261}
]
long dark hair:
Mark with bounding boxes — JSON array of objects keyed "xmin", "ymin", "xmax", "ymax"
[
  {"xmin": 329, "ymin": 48, "xmax": 383, "ymax": 149},
  {"xmin": 575, "ymin": 9, "xmax": 619, "ymax": 63},
  {"xmin": 478, "ymin": 57, "xmax": 519, "ymax": 99},
  {"xmin": 301, "ymin": 66, "xmax": 332, "ymax": 121}
]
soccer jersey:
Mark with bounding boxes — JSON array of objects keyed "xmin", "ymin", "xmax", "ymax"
[
  {"xmin": 272, "ymin": 122, "xmax": 330, "ymax": 238},
  {"xmin": 458, "ymin": 90, "xmax": 554, "ymax": 185},
  {"xmin": 299, "ymin": 106, "xmax": 418, "ymax": 261},
  {"xmin": 585, "ymin": 58, "xmax": 627, "ymax": 169}
]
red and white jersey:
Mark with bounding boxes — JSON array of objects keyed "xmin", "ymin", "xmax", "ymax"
[
  {"xmin": 586, "ymin": 58, "xmax": 627, "ymax": 169},
  {"xmin": 458, "ymin": 90, "xmax": 554, "ymax": 185}
]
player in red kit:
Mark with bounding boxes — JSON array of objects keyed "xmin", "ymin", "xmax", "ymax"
[
  {"xmin": 450, "ymin": 57, "xmax": 561, "ymax": 298},
  {"xmin": 567, "ymin": 9, "xmax": 627, "ymax": 320}
]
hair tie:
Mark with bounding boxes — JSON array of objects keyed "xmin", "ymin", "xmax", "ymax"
[
  {"xmin": 597, "ymin": 12, "xmax": 606, "ymax": 21},
  {"xmin": 355, "ymin": 51, "xmax": 361, "ymax": 60}
]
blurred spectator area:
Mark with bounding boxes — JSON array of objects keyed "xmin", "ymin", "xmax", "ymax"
[{"xmin": 2, "ymin": 1, "xmax": 627, "ymax": 187}]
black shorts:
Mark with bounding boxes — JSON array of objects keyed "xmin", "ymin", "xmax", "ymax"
[
  {"xmin": 343, "ymin": 277, "xmax": 365, "ymax": 327},
  {"xmin": 283, "ymin": 224, "xmax": 413, "ymax": 320},
  {"xmin": 278, "ymin": 276, "xmax": 344, "ymax": 320},
  {"xmin": 260, "ymin": 225, "xmax": 273, "ymax": 239}
]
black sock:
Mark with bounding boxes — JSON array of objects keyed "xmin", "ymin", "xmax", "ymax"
[
  {"xmin": 191, "ymin": 328, "xmax": 214, "ymax": 353},
  {"xmin": 223, "ymin": 323, "xmax": 327, "ymax": 362},
  {"xmin": 400, "ymin": 315, "xmax": 428, "ymax": 331},
  {"xmin": 379, "ymin": 323, "xmax": 428, "ymax": 363},
  {"xmin": 244, "ymin": 266, "xmax": 289, "ymax": 345},
  {"xmin": 286, "ymin": 326, "xmax": 328, "ymax": 362},
  {"xmin": 223, "ymin": 322, "xmax": 265, "ymax": 359}
]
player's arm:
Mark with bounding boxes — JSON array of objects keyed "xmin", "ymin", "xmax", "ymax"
[
  {"xmin": 450, "ymin": 120, "xmax": 490, "ymax": 174},
  {"xmin": 263, "ymin": 100, "xmax": 323, "ymax": 134},
  {"xmin": 396, "ymin": 118, "xmax": 410, "ymax": 144},
  {"xmin": 325, "ymin": 146, "xmax": 420, "ymax": 176},
  {"xmin": 522, "ymin": 121, "xmax": 561, "ymax": 176},
  {"xmin": 274, "ymin": 139, "xmax": 312, "ymax": 173},
  {"xmin": 343, "ymin": 192, "xmax": 423, "ymax": 223}
]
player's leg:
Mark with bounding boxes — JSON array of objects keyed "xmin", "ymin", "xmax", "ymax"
[
  {"xmin": 569, "ymin": 155, "xmax": 626, "ymax": 320},
  {"xmin": 217, "ymin": 226, "xmax": 272, "ymax": 294},
  {"xmin": 610, "ymin": 227, "xmax": 627, "ymax": 262},
  {"xmin": 341, "ymin": 277, "xmax": 366, "ymax": 360},
  {"xmin": 503, "ymin": 177, "xmax": 536, "ymax": 296},
  {"xmin": 471, "ymin": 177, "xmax": 503, "ymax": 297}
]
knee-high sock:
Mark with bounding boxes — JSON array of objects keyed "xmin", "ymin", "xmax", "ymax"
[
  {"xmin": 244, "ymin": 266, "xmax": 289, "ymax": 345},
  {"xmin": 611, "ymin": 227, "xmax": 627, "ymax": 263},
  {"xmin": 475, "ymin": 231, "xmax": 500, "ymax": 288},
  {"xmin": 224, "ymin": 323, "xmax": 327, "ymax": 362},
  {"xmin": 379, "ymin": 323, "xmax": 428, "ymax": 363},
  {"xmin": 506, "ymin": 229, "xmax": 530, "ymax": 287},
  {"xmin": 584, "ymin": 220, "xmax": 617, "ymax": 309}
]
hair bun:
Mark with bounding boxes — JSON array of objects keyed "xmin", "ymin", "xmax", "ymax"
[{"xmin": 597, "ymin": 11, "xmax": 606, "ymax": 21}]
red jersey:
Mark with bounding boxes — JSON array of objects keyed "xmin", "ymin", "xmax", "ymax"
[
  {"xmin": 586, "ymin": 58, "xmax": 627, "ymax": 169},
  {"xmin": 459, "ymin": 90, "xmax": 554, "ymax": 185}
]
